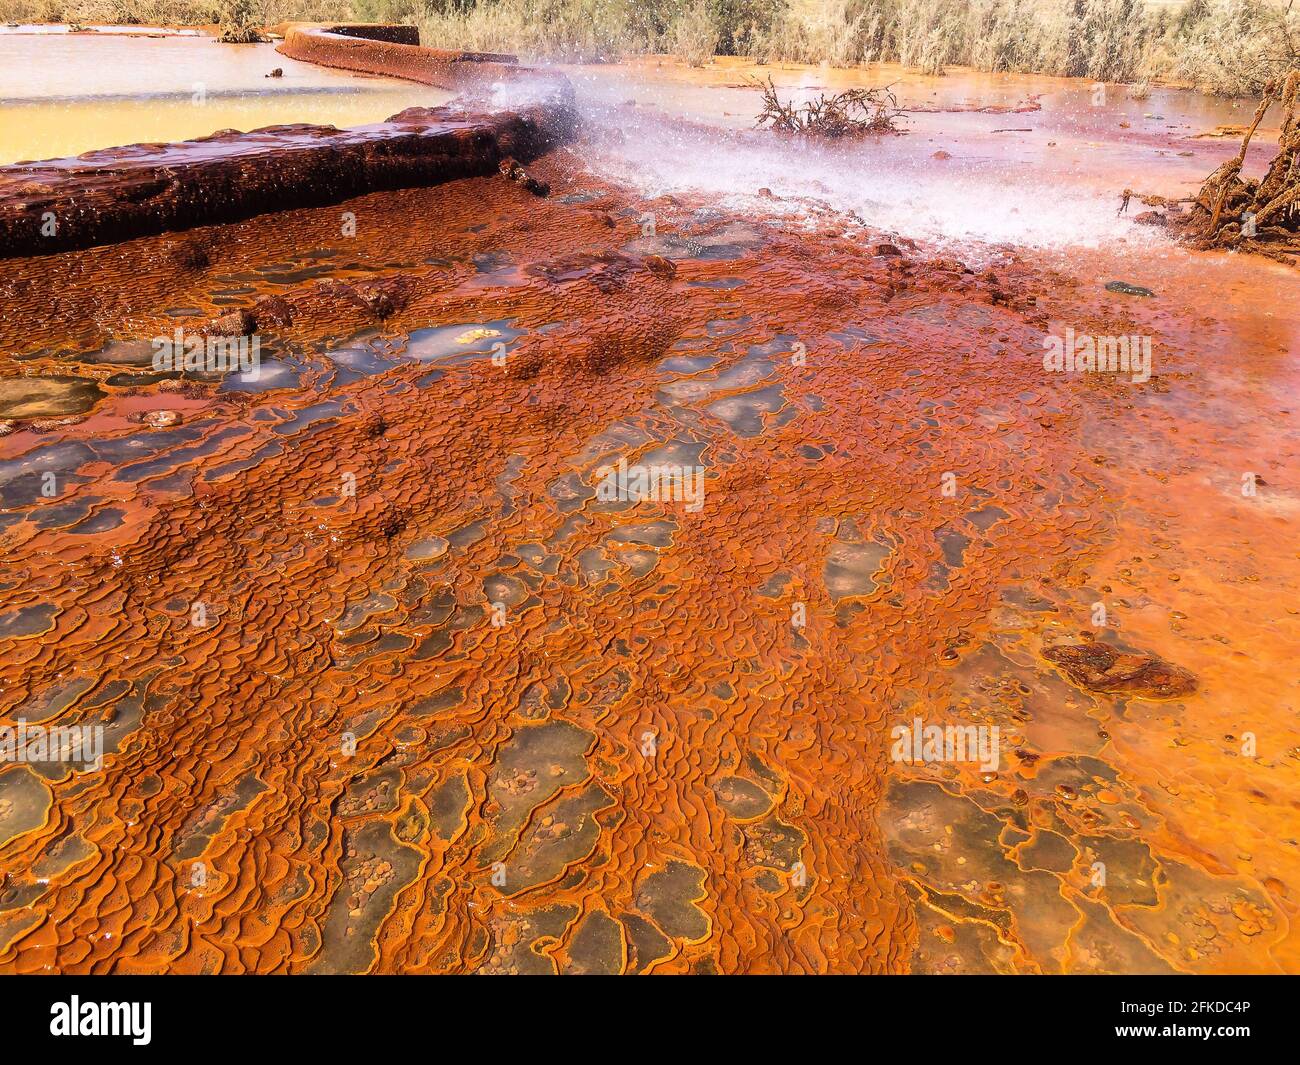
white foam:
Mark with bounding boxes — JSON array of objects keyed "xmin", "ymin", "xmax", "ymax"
[{"xmin": 570, "ymin": 72, "xmax": 1164, "ymax": 257}]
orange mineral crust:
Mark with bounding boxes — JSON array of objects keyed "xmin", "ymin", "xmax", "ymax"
[{"xmin": 0, "ymin": 152, "xmax": 1296, "ymax": 974}]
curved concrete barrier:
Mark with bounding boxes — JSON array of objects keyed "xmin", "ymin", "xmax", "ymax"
[
  {"xmin": 278, "ymin": 23, "xmax": 522, "ymax": 90},
  {"xmin": 0, "ymin": 25, "xmax": 578, "ymax": 258}
]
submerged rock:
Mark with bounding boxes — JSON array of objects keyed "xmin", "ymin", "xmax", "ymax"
[
  {"xmin": 341, "ymin": 276, "xmax": 417, "ymax": 320},
  {"xmin": 204, "ymin": 309, "xmax": 256, "ymax": 337},
  {"xmin": 642, "ymin": 254, "xmax": 677, "ymax": 278},
  {"xmin": 140, "ymin": 410, "xmax": 183, "ymax": 428},
  {"xmin": 0, "ymin": 375, "xmax": 104, "ymax": 419},
  {"xmin": 1043, "ymin": 641, "xmax": 1196, "ymax": 699},
  {"xmin": 498, "ymin": 156, "xmax": 550, "ymax": 197},
  {"xmin": 1105, "ymin": 280, "xmax": 1156, "ymax": 297},
  {"xmin": 252, "ymin": 294, "xmax": 294, "ymax": 329}
]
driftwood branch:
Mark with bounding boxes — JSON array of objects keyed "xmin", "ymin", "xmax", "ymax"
[
  {"xmin": 1134, "ymin": 69, "xmax": 1300, "ymax": 265},
  {"xmin": 751, "ymin": 77, "xmax": 903, "ymax": 138}
]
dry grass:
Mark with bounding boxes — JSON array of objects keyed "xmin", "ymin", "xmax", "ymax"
[
  {"xmin": 217, "ymin": 0, "xmax": 267, "ymax": 39},
  {"xmin": 670, "ymin": 0, "xmax": 721, "ymax": 65},
  {"xmin": 0, "ymin": 0, "xmax": 354, "ymax": 25},
  {"xmin": 753, "ymin": 0, "xmax": 875, "ymax": 65},
  {"xmin": 0, "ymin": 0, "xmax": 215, "ymax": 22},
  {"xmin": 2, "ymin": 0, "xmax": 1296, "ymax": 98},
  {"xmin": 416, "ymin": 0, "xmax": 661, "ymax": 61},
  {"xmin": 966, "ymin": 0, "xmax": 1058, "ymax": 72},
  {"xmin": 752, "ymin": 0, "xmax": 1297, "ymax": 94},
  {"xmin": 1168, "ymin": 0, "xmax": 1300, "ymax": 95}
]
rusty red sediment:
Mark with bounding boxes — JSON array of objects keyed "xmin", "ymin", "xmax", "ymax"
[{"xmin": 0, "ymin": 24, "xmax": 577, "ymax": 259}]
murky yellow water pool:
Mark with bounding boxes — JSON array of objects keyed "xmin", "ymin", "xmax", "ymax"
[{"xmin": 0, "ymin": 30, "xmax": 452, "ymax": 164}]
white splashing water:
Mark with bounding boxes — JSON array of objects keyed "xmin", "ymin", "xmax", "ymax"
[{"xmin": 563, "ymin": 68, "xmax": 1167, "ymax": 259}]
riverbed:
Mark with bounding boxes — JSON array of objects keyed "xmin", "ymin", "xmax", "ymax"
[{"xmin": 0, "ymin": 34, "xmax": 1296, "ymax": 975}]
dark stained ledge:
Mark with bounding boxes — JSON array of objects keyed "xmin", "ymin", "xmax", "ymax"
[{"xmin": 0, "ymin": 25, "xmax": 577, "ymax": 258}]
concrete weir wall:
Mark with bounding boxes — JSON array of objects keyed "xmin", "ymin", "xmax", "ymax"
[
  {"xmin": 277, "ymin": 23, "xmax": 521, "ymax": 90},
  {"xmin": 0, "ymin": 25, "xmax": 578, "ymax": 258}
]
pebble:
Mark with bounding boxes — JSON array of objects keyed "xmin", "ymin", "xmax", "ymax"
[{"xmin": 204, "ymin": 308, "xmax": 255, "ymax": 337}]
